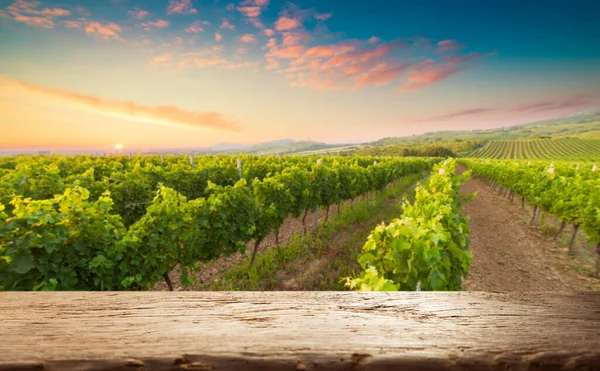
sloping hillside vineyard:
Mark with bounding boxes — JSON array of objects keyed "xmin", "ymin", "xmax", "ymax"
[
  {"xmin": 347, "ymin": 159, "xmax": 473, "ymax": 291},
  {"xmin": 0, "ymin": 154, "xmax": 437, "ymax": 291},
  {"xmin": 468, "ymin": 138, "xmax": 600, "ymax": 160},
  {"xmin": 461, "ymin": 158, "xmax": 600, "ymax": 276}
]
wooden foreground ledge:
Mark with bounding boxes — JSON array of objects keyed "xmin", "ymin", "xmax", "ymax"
[{"xmin": 1, "ymin": 292, "xmax": 599, "ymax": 370}]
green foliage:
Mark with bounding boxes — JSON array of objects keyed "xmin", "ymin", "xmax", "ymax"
[
  {"xmin": 0, "ymin": 154, "xmax": 439, "ymax": 291},
  {"xmin": 346, "ymin": 159, "xmax": 473, "ymax": 291},
  {"xmin": 462, "ymin": 158, "xmax": 600, "ymax": 244},
  {"xmin": 0, "ymin": 187, "xmax": 126, "ymax": 290}
]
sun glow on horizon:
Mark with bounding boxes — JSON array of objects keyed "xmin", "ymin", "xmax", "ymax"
[{"xmin": 114, "ymin": 144, "xmax": 124, "ymax": 150}]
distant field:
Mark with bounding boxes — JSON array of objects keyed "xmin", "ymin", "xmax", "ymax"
[{"xmin": 468, "ymin": 138, "xmax": 600, "ymax": 160}]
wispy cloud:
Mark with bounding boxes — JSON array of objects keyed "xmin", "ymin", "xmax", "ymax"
[
  {"xmin": 141, "ymin": 19, "xmax": 170, "ymax": 31},
  {"xmin": 215, "ymin": 32, "xmax": 222, "ymax": 41},
  {"xmin": 85, "ymin": 21, "xmax": 124, "ymax": 41},
  {"xmin": 220, "ymin": 19, "xmax": 235, "ymax": 30},
  {"xmin": 0, "ymin": 76, "xmax": 240, "ymax": 132},
  {"xmin": 166, "ymin": 0, "xmax": 197, "ymax": 15},
  {"xmin": 398, "ymin": 52, "xmax": 489, "ymax": 92},
  {"xmin": 436, "ymin": 39, "xmax": 464, "ymax": 53},
  {"xmin": 416, "ymin": 108, "xmax": 495, "ymax": 122},
  {"xmin": 185, "ymin": 20, "xmax": 208, "ymax": 33},
  {"xmin": 240, "ymin": 34, "xmax": 257, "ymax": 43},
  {"xmin": 513, "ymin": 102, "xmax": 555, "ymax": 111},
  {"xmin": 315, "ymin": 13, "xmax": 332, "ymax": 21},
  {"xmin": 128, "ymin": 7, "xmax": 149, "ymax": 20},
  {"xmin": 514, "ymin": 94, "xmax": 597, "ymax": 112},
  {"xmin": 2, "ymin": 0, "xmax": 70, "ymax": 29},
  {"xmin": 275, "ymin": 16, "xmax": 301, "ymax": 31},
  {"xmin": 238, "ymin": 6, "xmax": 261, "ymax": 17}
]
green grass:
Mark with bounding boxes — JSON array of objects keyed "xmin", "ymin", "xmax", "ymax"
[{"xmin": 209, "ymin": 173, "xmax": 423, "ymax": 290}]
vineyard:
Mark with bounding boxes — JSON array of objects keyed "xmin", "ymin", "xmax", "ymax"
[
  {"xmin": 468, "ymin": 138, "xmax": 600, "ymax": 160},
  {"xmin": 0, "ymin": 154, "xmax": 437, "ymax": 291},
  {"xmin": 460, "ymin": 158, "xmax": 600, "ymax": 277},
  {"xmin": 1, "ymin": 151, "xmax": 599, "ymax": 292}
]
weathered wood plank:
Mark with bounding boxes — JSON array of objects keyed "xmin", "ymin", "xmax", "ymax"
[{"xmin": 1, "ymin": 292, "xmax": 599, "ymax": 370}]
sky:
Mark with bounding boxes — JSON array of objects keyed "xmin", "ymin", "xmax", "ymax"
[{"xmin": 1, "ymin": 0, "xmax": 600, "ymax": 151}]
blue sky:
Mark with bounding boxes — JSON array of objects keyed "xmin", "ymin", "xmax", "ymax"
[{"xmin": 0, "ymin": 0, "xmax": 599, "ymax": 150}]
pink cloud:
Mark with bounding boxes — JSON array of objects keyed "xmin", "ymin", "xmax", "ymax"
[
  {"xmin": 142, "ymin": 19, "xmax": 170, "ymax": 31},
  {"xmin": 13, "ymin": 13, "xmax": 53, "ymax": 28},
  {"xmin": 215, "ymin": 32, "xmax": 222, "ymax": 41},
  {"xmin": 248, "ymin": 17, "xmax": 264, "ymax": 29},
  {"xmin": 514, "ymin": 95, "xmax": 597, "ymax": 112},
  {"xmin": 220, "ymin": 19, "xmax": 235, "ymax": 30},
  {"xmin": 513, "ymin": 102, "xmax": 554, "ymax": 111},
  {"xmin": 128, "ymin": 8, "xmax": 149, "ymax": 20},
  {"xmin": 185, "ymin": 20, "xmax": 206, "ymax": 33},
  {"xmin": 85, "ymin": 21, "xmax": 124, "ymax": 41},
  {"xmin": 353, "ymin": 63, "xmax": 411, "ymax": 88},
  {"xmin": 275, "ymin": 16, "xmax": 301, "ymax": 31},
  {"xmin": 62, "ymin": 20, "xmax": 83, "ymax": 29},
  {"xmin": 296, "ymin": 43, "xmax": 357, "ymax": 62},
  {"xmin": 4, "ymin": 0, "xmax": 70, "ymax": 29},
  {"xmin": 398, "ymin": 53, "xmax": 486, "ymax": 92},
  {"xmin": 153, "ymin": 48, "xmax": 258, "ymax": 72},
  {"xmin": 265, "ymin": 58, "xmax": 279, "ymax": 70},
  {"xmin": 262, "ymin": 28, "xmax": 275, "ymax": 37},
  {"xmin": 255, "ymin": 0, "xmax": 270, "ymax": 6},
  {"xmin": 166, "ymin": 0, "xmax": 197, "ymax": 15},
  {"xmin": 39, "ymin": 8, "xmax": 70, "ymax": 16},
  {"xmin": 240, "ymin": 34, "xmax": 257, "ymax": 43},
  {"xmin": 151, "ymin": 53, "xmax": 173, "ymax": 65},
  {"xmin": 436, "ymin": 39, "xmax": 464, "ymax": 53},
  {"xmin": 267, "ymin": 45, "xmax": 306, "ymax": 59},
  {"xmin": 282, "ymin": 31, "xmax": 310, "ymax": 46},
  {"xmin": 315, "ymin": 13, "xmax": 332, "ymax": 21},
  {"xmin": 320, "ymin": 41, "xmax": 407, "ymax": 70},
  {"xmin": 416, "ymin": 108, "xmax": 495, "ymax": 122},
  {"xmin": 264, "ymin": 38, "xmax": 277, "ymax": 49},
  {"xmin": 368, "ymin": 36, "xmax": 381, "ymax": 44},
  {"xmin": 238, "ymin": 6, "xmax": 261, "ymax": 17}
]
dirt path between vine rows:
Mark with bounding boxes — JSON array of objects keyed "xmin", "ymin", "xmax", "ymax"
[{"xmin": 458, "ymin": 165, "xmax": 600, "ymax": 291}]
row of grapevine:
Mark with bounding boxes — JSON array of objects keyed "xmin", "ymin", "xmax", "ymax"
[
  {"xmin": 468, "ymin": 139, "xmax": 600, "ymax": 161},
  {"xmin": 0, "ymin": 154, "xmax": 407, "ymax": 227},
  {"xmin": 0, "ymin": 155, "xmax": 438, "ymax": 291},
  {"xmin": 461, "ymin": 158, "xmax": 600, "ymax": 277},
  {"xmin": 345, "ymin": 158, "xmax": 473, "ymax": 291}
]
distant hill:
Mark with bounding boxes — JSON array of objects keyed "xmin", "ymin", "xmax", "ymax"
[
  {"xmin": 289, "ymin": 107, "xmax": 600, "ymax": 157},
  {"xmin": 215, "ymin": 139, "xmax": 343, "ymax": 155}
]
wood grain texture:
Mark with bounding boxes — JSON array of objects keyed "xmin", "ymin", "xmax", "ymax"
[{"xmin": 1, "ymin": 292, "xmax": 599, "ymax": 370}]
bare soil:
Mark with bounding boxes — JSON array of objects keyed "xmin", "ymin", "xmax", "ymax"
[{"xmin": 458, "ymin": 165, "xmax": 600, "ymax": 291}]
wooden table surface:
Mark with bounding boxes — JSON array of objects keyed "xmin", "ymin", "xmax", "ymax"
[{"xmin": 1, "ymin": 291, "xmax": 599, "ymax": 370}]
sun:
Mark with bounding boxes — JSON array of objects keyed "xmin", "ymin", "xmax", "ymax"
[{"xmin": 114, "ymin": 144, "xmax": 124, "ymax": 150}]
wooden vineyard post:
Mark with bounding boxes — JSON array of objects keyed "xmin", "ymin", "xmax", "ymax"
[
  {"xmin": 314, "ymin": 159, "xmax": 322, "ymax": 231},
  {"xmin": 596, "ymin": 242, "xmax": 600, "ymax": 278},
  {"xmin": 160, "ymin": 155, "xmax": 164, "ymax": 165},
  {"xmin": 189, "ymin": 155, "xmax": 195, "ymax": 171},
  {"xmin": 237, "ymin": 158, "xmax": 242, "ymax": 178}
]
